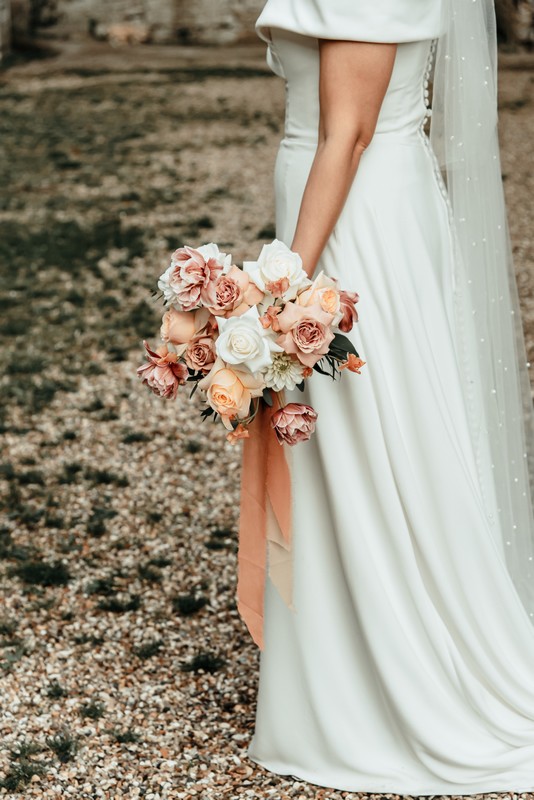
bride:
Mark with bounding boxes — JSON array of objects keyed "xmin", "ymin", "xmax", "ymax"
[{"xmin": 238, "ymin": 0, "xmax": 534, "ymax": 795}]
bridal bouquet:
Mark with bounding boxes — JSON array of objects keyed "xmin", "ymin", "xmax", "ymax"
[{"xmin": 137, "ymin": 239, "xmax": 365, "ymax": 445}]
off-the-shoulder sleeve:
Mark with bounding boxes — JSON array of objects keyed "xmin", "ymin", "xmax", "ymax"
[{"xmin": 256, "ymin": 0, "xmax": 446, "ymax": 45}]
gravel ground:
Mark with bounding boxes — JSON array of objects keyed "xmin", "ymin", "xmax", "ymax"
[{"xmin": 0, "ymin": 38, "xmax": 533, "ymax": 800}]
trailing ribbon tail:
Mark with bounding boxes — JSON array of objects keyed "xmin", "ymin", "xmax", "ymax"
[{"xmin": 237, "ymin": 392, "xmax": 293, "ymax": 650}]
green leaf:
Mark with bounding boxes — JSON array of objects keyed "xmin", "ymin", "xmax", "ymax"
[
  {"xmin": 312, "ymin": 360, "xmax": 330, "ymax": 376},
  {"xmin": 330, "ymin": 332, "xmax": 359, "ymax": 357},
  {"xmin": 262, "ymin": 388, "xmax": 274, "ymax": 407}
]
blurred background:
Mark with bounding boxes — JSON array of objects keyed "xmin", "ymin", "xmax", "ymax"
[{"xmin": 0, "ymin": 1, "xmax": 533, "ymax": 797}]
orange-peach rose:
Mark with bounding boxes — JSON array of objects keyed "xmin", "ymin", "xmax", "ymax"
[
  {"xmin": 296, "ymin": 270, "xmax": 341, "ymax": 321},
  {"xmin": 197, "ymin": 356, "xmax": 264, "ymax": 429},
  {"xmin": 160, "ymin": 307, "xmax": 211, "ymax": 346}
]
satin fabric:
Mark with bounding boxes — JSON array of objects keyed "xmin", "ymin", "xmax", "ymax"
[
  {"xmin": 255, "ymin": 0, "xmax": 446, "ymax": 46},
  {"xmin": 246, "ymin": 28, "xmax": 534, "ymax": 795}
]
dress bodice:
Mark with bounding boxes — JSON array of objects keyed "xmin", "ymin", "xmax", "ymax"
[{"xmin": 267, "ymin": 28, "xmax": 434, "ymax": 143}]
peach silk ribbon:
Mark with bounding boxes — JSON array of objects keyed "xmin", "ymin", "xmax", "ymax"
[{"xmin": 237, "ymin": 391, "xmax": 294, "ymax": 650}]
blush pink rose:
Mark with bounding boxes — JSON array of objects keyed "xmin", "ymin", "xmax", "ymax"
[
  {"xmin": 338, "ymin": 289, "xmax": 360, "ymax": 332},
  {"xmin": 275, "ymin": 301, "xmax": 335, "ymax": 367},
  {"xmin": 168, "ymin": 246, "xmax": 224, "ymax": 311},
  {"xmin": 271, "ymin": 402, "xmax": 318, "ymax": 446},
  {"xmin": 137, "ymin": 341, "xmax": 188, "ymax": 399},
  {"xmin": 184, "ymin": 334, "xmax": 216, "ymax": 373},
  {"xmin": 204, "ymin": 265, "xmax": 264, "ymax": 318}
]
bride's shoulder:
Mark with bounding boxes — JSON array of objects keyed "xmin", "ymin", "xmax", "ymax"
[{"xmin": 256, "ymin": 0, "xmax": 447, "ymax": 45}]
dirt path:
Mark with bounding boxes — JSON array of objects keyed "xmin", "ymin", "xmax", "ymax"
[{"xmin": 0, "ymin": 40, "xmax": 533, "ymax": 799}]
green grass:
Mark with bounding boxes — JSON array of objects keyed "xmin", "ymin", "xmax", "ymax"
[{"xmin": 10, "ymin": 559, "xmax": 71, "ymax": 586}]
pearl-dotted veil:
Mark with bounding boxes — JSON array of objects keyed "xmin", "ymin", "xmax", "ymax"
[{"xmin": 429, "ymin": 0, "xmax": 534, "ymax": 620}]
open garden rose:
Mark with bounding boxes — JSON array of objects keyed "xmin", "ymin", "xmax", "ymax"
[
  {"xmin": 136, "ymin": 341, "xmax": 188, "ymax": 399},
  {"xmin": 158, "ymin": 243, "xmax": 231, "ymax": 311},
  {"xmin": 198, "ymin": 356, "xmax": 264, "ymax": 429},
  {"xmin": 244, "ymin": 239, "xmax": 311, "ymax": 302},
  {"xmin": 271, "ymin": 402, "xmax": 318, "ymax": 445},
  {"xmin": 275, "ymin": 301, "xmax": 335, "ymax": 367},
  {"xmin": 184, "ymin": 334, "xmax": 216, "ymax": 373},
  {"xmin": 215, "ymin": 305, "xmax": 284, "ymax": 373},
  {"xmin": 204, "ymin": 264, "xmax": 264, "ymax": 317}
]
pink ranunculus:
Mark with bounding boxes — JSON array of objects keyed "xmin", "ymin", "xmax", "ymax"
[
  {"xmin": 169, "ymin": 246, "xmax": 224, "ymax": 311},
  {"xmin": 271, "ymin": 402, "xmax": 318, "ymax": 446},
  {"xmin": 137, "ymin": 341, "xmax": 188, "ymax": 399},
  {"xmin": 184, "ymin": 334, "xmax": 216, "ymax": 373},
  {"xmin": 275, "ymin": 301, "xmax": 335, "ymax": 367},
  {"xmin": 338, "ymin": 289, "xmax": 360, "ymax": 332},
  {"xmin": 205, "ymin": 265, "xmax": 264, "ymax": 318}
]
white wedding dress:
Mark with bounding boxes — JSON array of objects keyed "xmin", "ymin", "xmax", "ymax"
[{"xmin": 245, "ymin": 3, "xmax": 534, "ymax": 796}]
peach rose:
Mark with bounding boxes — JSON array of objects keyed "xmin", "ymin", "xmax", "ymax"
[
  {"xmin": 137, "ymin": 341, "xmax": 188, "ymax": 400},
  {"xmin": 296, "ymin": 270, "xmax": 342, "ymax": 324},
  {"xmin": 338, "ymin": 289, "xmax": 360, "ymax": 333},
  {"xmin": 197, "ymin": 356, "xmax": 264, "ymax": 429},
  {"xmin": 271, "ymin": 402, "xmax": 318, "ymax": 446},
  {"xmin": 184, "ymin": 334, "xmax": 216, "ymax": 373},
  {"xmin": 204, "ymin": 265, "xmax": 264, "ymax": 318},
  {"xmin": 275, "ymin": 301, "xmax": 335, "ymax": 367},
  {"xmin": 161, "ymin": 307, "xmax": 195, "ymax": 344}
]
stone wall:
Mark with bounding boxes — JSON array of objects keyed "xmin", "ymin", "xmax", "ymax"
[
  {"xmin": 0, "ymin": 0, "xmax": 11, "ymax": 61},
  {"xmin": 31, "ymin": 0, "xmax": 264, "ymax": 44}
]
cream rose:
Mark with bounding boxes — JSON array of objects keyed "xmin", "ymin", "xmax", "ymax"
[
  {"xmin": 215, "ymin": 305, "xmax": 284, "ymax": 373},
  {"xmin": 244, "ymin": 239, "xmax": 311, "ymax": 302}
]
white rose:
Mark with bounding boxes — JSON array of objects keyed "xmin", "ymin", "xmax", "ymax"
[
  {"xmin": 158, "ymin": 263, "xmax": 178, "ymax": 305},
  {"xmin": 215, "ymin": 305, "xmax": 284, "ymax": 373},
  {"xmin": 194, "ymin": 243, "xmax": 232, "ymax": 270},
  {"xmin": 244, "ymin": 239, "xmax": 311, "ymax": 302}
]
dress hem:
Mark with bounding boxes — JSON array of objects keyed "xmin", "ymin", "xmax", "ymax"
[{"xmin": 246, "ymin": 751, "xmax": 534, "ymax": 796}]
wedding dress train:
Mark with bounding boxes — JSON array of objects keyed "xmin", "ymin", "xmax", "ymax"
[{"xmin": 245, "ymin": 17, "xmax": 534, "ymax": 797}]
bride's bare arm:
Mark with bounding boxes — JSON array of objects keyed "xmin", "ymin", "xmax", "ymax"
[{"xmin": 290, "ymin": 40, "xmax": 397, "ymax": 278}]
